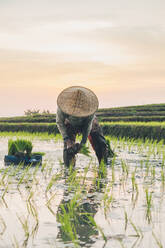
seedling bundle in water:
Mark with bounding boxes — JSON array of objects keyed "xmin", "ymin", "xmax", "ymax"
[
  {"xmin": 8, "ymin": 139, "xmax": 33, "ymax": 156},
  {"xmin": 4, "ymin": 139, "xmax": 44, "ymax": 166}
]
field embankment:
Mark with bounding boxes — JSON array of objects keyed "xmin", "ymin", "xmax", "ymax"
[
  {"xmin": 102, "ymin": 121, "xmax": 165, "ymax": 141},
  {"xmin": 97, "ymin": 103, "xmax": 165, "ymax": 122},
  {"xmin": 0, "ymin": 123, "xmax": 59, "ymax": 133},
  {"xmin": 0, "ymin": 114, "xmax": 56, "ymax": 123},
  {"xmin": 0, "ymin": 103, "xmax": 165, "ymax": 141},
  {"xmin": 1, "ymin": 103, "xmax": 165, "ymax": 123},
  {"xmin": 0, "ymin": 122, "xmax": 165, "ymax": 142}
]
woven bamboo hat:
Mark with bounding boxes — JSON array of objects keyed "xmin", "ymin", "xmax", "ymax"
[{"xmin": 57, "ymin": 86, "xmax": 99, "ymax": 117}]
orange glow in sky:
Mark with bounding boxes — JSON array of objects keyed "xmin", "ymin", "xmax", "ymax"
[{"xmin": 0, "ymin": 0, "xmax": 165, "ymax": 116}]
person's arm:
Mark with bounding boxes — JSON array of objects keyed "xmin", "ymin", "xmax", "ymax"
[
  {"xmin": 56, "ymin": 108, "xmax": 69, "ymax": 140},
  {"xmin": 80, "ymin": 114, "xmax": 94, "ymax": 146}
]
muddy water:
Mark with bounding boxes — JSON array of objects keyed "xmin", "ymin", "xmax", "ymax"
[{"xmin": 0, "ymin": 136, "xmax": 165, "ymax": 247}]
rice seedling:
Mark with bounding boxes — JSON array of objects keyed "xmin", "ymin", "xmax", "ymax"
[
  {"xmin": 151, "ymin": 166, "xmax": 156, "ymax": 181},
  {"xmin": 161, "ymin": 168, "xmax": 165, "ymax": 184},
  {"xmin": 162, "ymin": 152, "xmax": 165, "ymax": 168},
  {"xmin": 79, "ymin": 144, "xmax": 91, "ymax": 157},
  {"xmin": 90, "ymin": 162, "xmax": 98, "ymax": 187},
  {"xmin": 46, "ymin": 192, "xmax": 57, "ymax": 207},
  {"xmin": 31, "ymin": 221, "xmax": 39, "ymax": 241},
  {"xmin": 26, "ymin": 194, "xmax": 39, "ymax": 239},
  {"xmin": 31, "ymin": 163, "xmax": 41, "ymax": 185},
  {"xmin": 27, "ymin": 201, "xmax": 38, "ymax": 225},
  {"xmin": 111, "ymin": 161, "xmax": 115, "ymax": 185},
  {"xmin": 1, "ymin": 183, "xmax": 9, "ymax": 200},
  {"xmin": 17, "ymin": 164, "xmax": 32, "ymax": 186},
  {"xmin": 129, "ymin": 219, "xmax": 140, "ymax": 238},
  {"xmin": 131, "ymin": 170, "xmax": 136, "ymax": 192},
  {"xmin": 86, "ymin": 214, "xmax": 107, "ymax": 243},
  {"xmin": 118, "ymin": 240, "xmax": 126, "ymax": 248},
  {"xmin": 96, "ymin": 160, "xmax": 107, "ymax": 190},
  {"xmin": 44, "ymin": 163, "xmax": 54, "ymax": 178},
  {"xmin": 11, "ymin": 236, "xmax": 20, "ymax": 248},
  {"xmin": 41, "ymin": 162, "xmax": 47, "ymax": 173},
  {"xmin": 82, "ymin": 162, "xmax": 91, "ymax": 185},
  {"xmin": 0, "ymin": 167, "xmax": 10, "ymax": 186},
  {"xmin": 0, "ymin": 215, "xmax": 6, "ymax": 235},
  {"xmin": 145, "ymin": 188, "xmax": 152, "ymax": 223},
  {"xmin": 93, "ymin": 161, "xmax": 107, "ymax": 190},
  {"xmin": 66, "ymin": 164, "xmax": 86, "ymax": 193},
  {"xmin": 57, "ymin": 189, "xmax": 83, "ymax": 247},
  {"xmin": 152, "ymin": 231, "xmax": 163, "ymax": 248},
  {"xmin": 128, "ymin": 138, "xmax": 135, "ymax": 153},
  {"xmin": 46, "ymin": 203, "xmax": 57, "ymax": 217},
  {"xmin": 124, "ymin": 210, "xmax": 128, "ymax": 232},
  {"xmin": 121, "ymin": 160, "xmax": 128, "ymax": 174},
  {"xmin": 46, "ymin": 172, "xmax": 63, "ymax": 192},
  {"xmin": 17, "ymin": 214, "xmax": 30, "ymax": 247},
  {"xmin": 58, "ymin": 203, "xmax": 78, "ymax": 245},
  {"xmin": 145, "ymin": 188, "xmax": 152, "ymax": 208},
  {"xmin": 103, "ymin": 187, "xmax": 113, "ymax": 218}
]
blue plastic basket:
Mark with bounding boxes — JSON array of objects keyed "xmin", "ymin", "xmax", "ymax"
[{"xmin": 4, "ymin": 154, "xmax": 42, "ymax": 166}]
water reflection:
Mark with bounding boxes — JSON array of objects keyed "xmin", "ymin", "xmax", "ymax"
[{"xmin": 57, "ymin": 164, "xmax": 107, "ymax": 247}]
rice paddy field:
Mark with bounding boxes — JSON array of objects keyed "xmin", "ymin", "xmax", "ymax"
[{"xmin": 0, "ymin": 132, "xmax": 165, "ymax": 247}]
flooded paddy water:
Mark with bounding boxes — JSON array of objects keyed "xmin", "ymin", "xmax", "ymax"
[{"xmin": 0, "ymin": 133, "xmax": 165, "ymax": 248}]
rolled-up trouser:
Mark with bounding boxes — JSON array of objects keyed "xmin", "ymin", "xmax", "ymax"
[{"xmin": 63, "ymin": 117, "xmax": 111, "ymax": 166}]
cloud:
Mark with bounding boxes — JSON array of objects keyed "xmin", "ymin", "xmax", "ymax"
[
  {"xmin": 0, "ymin": 0, "xmax": 165, "ymax": 67},
  {"xmin": 1, "ymin": 49, "xmax": 164, "ymax": 88},
  {"xmin": 0, "ymin": 0, "xmax": 165, "ymax": 115},
  {"xmin": 0, "ymin": 0, "xmax": 114, "ymax": 33},
  {"xmin": 75, "ymin": 25, "xmax": 165, "ymax": 64},
  {"xmin": 0, "ymin": 0, "xmax": 165, "ymax": 33},
  {"xmin": 0, "ymin": 48, "xmax": 164, "ymax": 116}
]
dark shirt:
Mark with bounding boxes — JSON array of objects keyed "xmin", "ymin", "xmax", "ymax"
[{"xmin": 56, "ymin": 107, "xmax": 95, "ymax": 145}]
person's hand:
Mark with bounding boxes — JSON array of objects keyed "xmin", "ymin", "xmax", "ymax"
[
  {"xmin": 66, "ymin": 139, "xmax": 74, "ymax": 149},
  {"xmin": 74, "ymin": 143, "xmax": 82, "ymax": 153}
]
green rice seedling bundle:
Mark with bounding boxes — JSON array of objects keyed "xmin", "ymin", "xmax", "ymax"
[
  {"xmin": 8, "ymin": 139, "xmax": 33, "ymax": 156},
  {"xmin": 5, "ymin": 139, "xmax": 45, "ymax": 166}
]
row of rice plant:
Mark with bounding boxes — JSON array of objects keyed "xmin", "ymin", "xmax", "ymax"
[
  {"xmin": 1, "ymin": 103, "xmax": 164, "ymax": 124},
  {"xmin": 102, "ymin": 122, "xmax": 165, "ymax": 142},
  {"xmin": 0, "ymin": 123, "xmax": 59, "ymax": 134},
  {"xmin": 100, "ymin": 116, "xmax": 165, "ymax": 122},
  {"xmin": 0, "ymin": 115, "xmax": 56, "ymax": 123},
  {"xmin": 97, "ymin": 103, "xmax": 165, "ymax": 114},
  {"xmin": 0, "ymin": 121, "xmax": 165, "ymax": 142}
]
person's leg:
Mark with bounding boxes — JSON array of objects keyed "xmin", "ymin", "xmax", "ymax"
[
  {"xmin": 63, "ymin": 120, "xmax": 76, "ymax": 167},
  {"xmin": 88, "ymin": 117, "xmax": 114, "ymax": 164}
]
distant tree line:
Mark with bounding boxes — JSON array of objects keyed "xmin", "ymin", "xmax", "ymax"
[{"xmin": 24, "ymin": 109, "xmax": 51, "ymax": 116}]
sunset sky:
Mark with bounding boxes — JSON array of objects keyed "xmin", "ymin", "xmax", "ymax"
[{"xmin": 0, "ymin": 0, "xmax": 165, "ymax": 116}]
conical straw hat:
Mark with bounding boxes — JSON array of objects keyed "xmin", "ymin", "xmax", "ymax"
[{"xmin": 57, "ymin": 86, "xmax": 99, "ymax": 117}]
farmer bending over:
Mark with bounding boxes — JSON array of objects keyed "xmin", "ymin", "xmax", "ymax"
[{"xmin": 56, "ymin": 86, "xmax": 114, "ymax": 167}]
